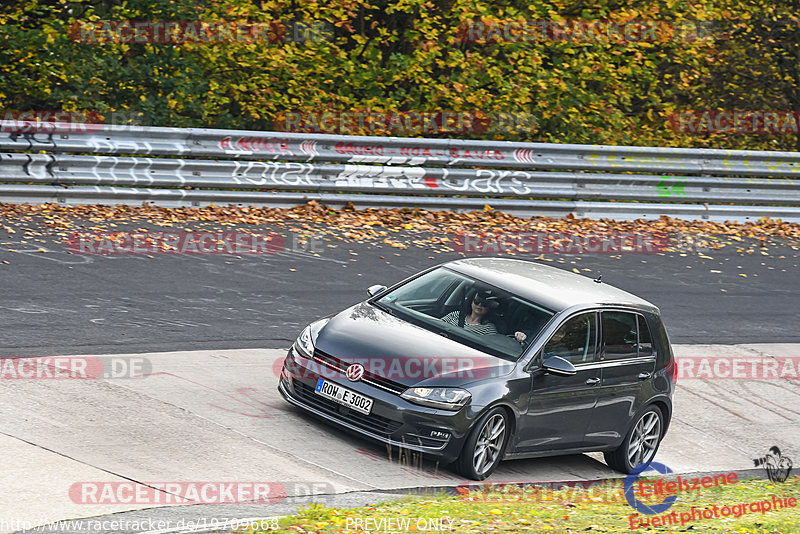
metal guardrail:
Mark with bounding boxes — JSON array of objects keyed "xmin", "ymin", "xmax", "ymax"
[{"xmin": 2, "ymin": 121, "xmax": 800, "ymax": 222}]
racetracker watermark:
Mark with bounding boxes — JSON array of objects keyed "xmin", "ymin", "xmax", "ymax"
[
  {"xmin": 69, "ymin": 481, "xmax": 332, "ymax": 504},
  {"xmin": 0, "ymin": 517, "xmax": 280, "ymax": 533},
  {"xmin": 669, "ymin": 111, "xmax": 800, "ymax": 134},
  {"xmin": 273, "ymin": 111, "xmax": 538, "ymax": 135},
  {"xmin": 0, "ymin": 356, "xmax": 150, "ymax": 380},
  {"xmin": 66, "ymin": 232, "xmax": 322, "ymax": 255},
  {"xmin": 0, "ymin": 110, "xmax": 146, "ymax": 134},
  {"xmin": 455, "ymin": 479, "xmax": 627, "ymax": 504},
  {"xmin": 279, "ymin": 355, "xmax": 507, "ymax": 382},
  {"xmin": 677, "ymin": 356, "xmax": 800, "ymax": 380},
  {"xmin": 457, "ymin": 19, "xmax": 715, "ymax": 43},
  {"xmin": 68, "ymin": 20, "xmax": 333, "ymax": 44},
  {"xmin": 453, "ymin": 232, "xmax": 670, "ymax": 254}
]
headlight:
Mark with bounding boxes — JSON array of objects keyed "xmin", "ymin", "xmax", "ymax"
[
  {"xmin": 401, "ymin": 387, "xmax": 471, "ymax": 411},
  {"xmin": 293, "ymin": 325, "xmax": 314, "ymax": 358}
]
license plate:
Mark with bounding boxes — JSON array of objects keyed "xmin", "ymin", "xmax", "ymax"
[{"xmin": 315, "ymin": 378, "xmax": 373, "ymax": 415}]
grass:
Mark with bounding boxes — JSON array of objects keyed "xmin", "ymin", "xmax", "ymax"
[{"xmin": 234, "ymin": 476, "xmax": 799, "ymax": 533}]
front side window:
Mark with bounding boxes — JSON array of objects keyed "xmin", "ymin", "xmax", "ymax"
[
  {"xmin": 542, "ymin": 312, "xmax": 598, "ymax": 365},
  {"xmin": 371, "ymin": 267, "xmax": 555, "ymax": 361}
]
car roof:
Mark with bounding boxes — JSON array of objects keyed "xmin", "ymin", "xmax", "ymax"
[{"xmin": 443, "ymin": 257, "xmax": 657, "ymax": 313}]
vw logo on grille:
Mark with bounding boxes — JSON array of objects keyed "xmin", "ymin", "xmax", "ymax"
[{"xmin": 345, "ymin": 363, "xmax": 365, "ymax": 382}]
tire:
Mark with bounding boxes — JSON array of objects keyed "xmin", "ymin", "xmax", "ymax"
[
  {"xmin": 456, "ymin": 407, "xmax": 509, "ymax": 480},
  {"xmin": 604, "ymin": 406, "xmax": 664, "ymax": 473}
]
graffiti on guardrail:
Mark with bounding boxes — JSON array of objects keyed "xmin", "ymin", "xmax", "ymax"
[
  {"xmin": 6, "ymin": 153, "xmax": 797, "ymax": 205},
  {"xmin": 3, "ymin": 122, "xmax": 800, "ymax": 220},
  {"xmin": 219, "ymin": 136, "xmax": 295, "ymax": 156},
  {"xmin": 657, "ymin": 176, "xmax": 688, "ymax": 197}
]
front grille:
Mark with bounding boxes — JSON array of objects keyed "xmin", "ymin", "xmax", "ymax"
[
  {"xmin": 313, "ymin": 349, "xmax": 407, "ymax": 395},
  {"xmin": 293, "ymin": 379, "xmax": 403, "ymax": 436}
]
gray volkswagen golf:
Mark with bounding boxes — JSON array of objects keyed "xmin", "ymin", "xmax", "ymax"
[{"xmin": 278, "ymin": 258, "xmax": 676, "ymax": 480}]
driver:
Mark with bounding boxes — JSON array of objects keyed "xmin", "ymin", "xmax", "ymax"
[{"xmin": 441, "ymin": 290, "xmax": 499, "ymax": 335}]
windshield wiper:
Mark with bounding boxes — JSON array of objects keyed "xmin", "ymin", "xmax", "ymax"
[{"xmin": 372, "ymin": 301, "xmax": 396, "ymax": 316}]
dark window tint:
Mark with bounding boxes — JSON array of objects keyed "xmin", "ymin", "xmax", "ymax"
[
  {"xmin": 637, "ymin": 315, "xmax": 654, "ymax": 356},
  {"xmin": 602, "ymin": 311, "xmax": 638, "ymax": 361},
  {"xmin": 542, "ymin": 312, "xmax": 597, "ymax": 365}
]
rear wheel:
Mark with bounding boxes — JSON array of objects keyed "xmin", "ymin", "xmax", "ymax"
[
  {"xmin": 456, "ymin": 407, "xmax": 509, "ymax": 480},
  {"xmin": 604, "ymin": 406, "xmax": 664, "ymax": 473}
]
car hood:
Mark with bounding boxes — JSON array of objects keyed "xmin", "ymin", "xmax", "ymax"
[{"xmin": 314, "ymin": 302, "xmax": 516, "ymax": 387}]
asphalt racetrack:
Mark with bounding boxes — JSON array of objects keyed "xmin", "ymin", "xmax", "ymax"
[
  {"xmin": 1, "ymin": 222, "xmax": 799, "ymax": 357},
  {"xmin": 1, "ymin": 221, "xmax": 798, "ymax": 533}
]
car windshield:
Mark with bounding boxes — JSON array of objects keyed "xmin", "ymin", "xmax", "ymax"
[{"xmin": 371, "ymin": 267, "xmax": 555, "ymax": 361}]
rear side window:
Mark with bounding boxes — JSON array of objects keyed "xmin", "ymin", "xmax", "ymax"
[
  {"xmin": 637, "ymin": 315, "xmax": 654, "ymax": 356},
  {"xmin": 602, "ymin": 311, "xmax": 638, "ymax": 361},
  {"xmin": 603, "ymin": 311, "xmax": 656, "ymax": 360}
]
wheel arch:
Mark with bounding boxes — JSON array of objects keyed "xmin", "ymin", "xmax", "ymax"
[
  {"xmin": 477, "ymin": 401, "xmax": 518, "ymax": 454},
  {"xmin": 648, "ymin": 397, "xmax": 673, "ymax": 437}
]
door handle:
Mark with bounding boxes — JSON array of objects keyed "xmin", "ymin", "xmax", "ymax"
[
  {"xmin": 638, "ymin": 372, "xmax": 652, "ymax": 380},
  {"xmin": 585, "ymin": 377, "xmax": 600, "ymax": 385}
]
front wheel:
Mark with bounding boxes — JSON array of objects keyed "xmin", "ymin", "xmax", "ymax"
[
  {"xmin": 604, "ymin": 406, "xmax": 664, "ymax": 473},
  {"xmin": 456, "ymin": 407, "xmax": 509, "ymax": 480}
]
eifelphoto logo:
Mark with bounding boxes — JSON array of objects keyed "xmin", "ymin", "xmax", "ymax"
[
  {"xmin": 753, "ymin": 446, "xmax": 793, "ymax": 483},
  {"xmin": 624, "ymin": 462, "xmax": 678, "ymax": 515},
  {"xmin": 68, "ymin": 20, "xmax": 333, "ymax": 45},
  {"xmin": 0, "ymin": 356, "xmax": 151, "ymax": 379},
  {"xmin": 272, "ymin": 110, "xmax": 538, "ymax": 135},
  {"xmin": 669, "ymin": 111, "xmax": 800, "ymax": 134},
  {"xmin": 625, "ymin": 463, "xmax": 798, "ymax": 530},
  {"xmin": 66, "ymin": 231, "xmax": 323, "ymax": 255},
  {"xmin": 456, "ymin": 19, "xmax": 716, "ymax": 44}
]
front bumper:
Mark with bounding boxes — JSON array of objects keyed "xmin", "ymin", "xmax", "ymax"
[{"xmin": 277, "ymin": 346, "xmax": 476, "ymax": 464}]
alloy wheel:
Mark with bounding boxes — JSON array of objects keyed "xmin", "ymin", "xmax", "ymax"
[
  {"xmin": 473, "ymin": 413, "xmax": 506, "ymax": 476},
  {"xmin": 627, "ymin": 411, "xmax": 661, "ymax": 467}
]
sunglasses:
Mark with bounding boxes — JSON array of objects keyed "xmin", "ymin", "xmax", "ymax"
[{"xmin": 473, "ymin": 298, "xmax": 489, "ymax": 306}]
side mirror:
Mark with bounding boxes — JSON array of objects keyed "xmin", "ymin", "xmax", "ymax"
[
  {"xmin": 367, "ymin": 284, "xmax": 388, "ymax": 297},
  {"xmin": 542, "ymin": 356, "xmax": 577, "ymax": 376}
]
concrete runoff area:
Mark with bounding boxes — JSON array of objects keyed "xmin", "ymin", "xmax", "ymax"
[{"xmin": 0, "ymin": 344, "xmax": 798, "ymax": 533}]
